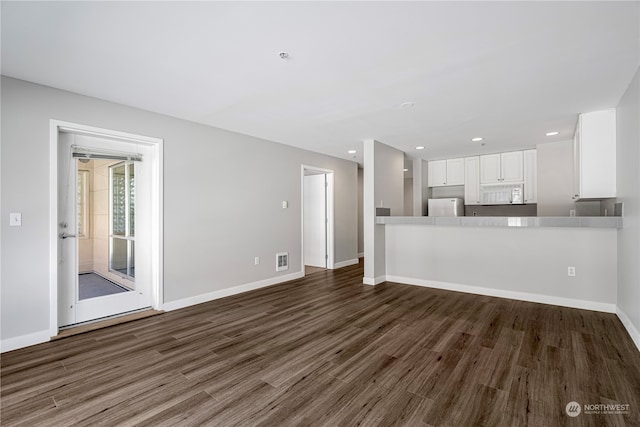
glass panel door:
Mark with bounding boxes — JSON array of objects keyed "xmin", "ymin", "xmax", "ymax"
[{"xmin": 110, "ymin": 162, "xmax": 135, "ymax": 280}]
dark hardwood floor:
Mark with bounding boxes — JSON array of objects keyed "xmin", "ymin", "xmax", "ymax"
[{"xmin": 2, "ymin": 261, "xmax": 639, "ymax": 426}]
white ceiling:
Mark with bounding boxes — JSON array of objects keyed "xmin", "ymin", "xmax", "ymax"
[{"xmin": 2, "ymin": 1, "xmax": 638, "ymax": 165}]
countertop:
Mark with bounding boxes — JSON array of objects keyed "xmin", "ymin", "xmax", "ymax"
[{"xmin": 375, "ymin": 216, "xmax": 622, "ymax": 228}]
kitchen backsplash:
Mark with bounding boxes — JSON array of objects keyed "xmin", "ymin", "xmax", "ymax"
[
  {"xmin": 464, "ymin": 204, "xmax": 538, "ymax": 217},
  {"xmin": 461, "ymin": 200, "xmax": 621, "ymax": 217}
]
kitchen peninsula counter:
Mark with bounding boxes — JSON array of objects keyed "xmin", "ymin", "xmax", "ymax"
[
  {"xmin": 376, "ymin": 216, "xmax": 622, "ymax": 228},
  {"xmin": 376, "ymin": 215, "xmax": 619, "ymax": 312}
]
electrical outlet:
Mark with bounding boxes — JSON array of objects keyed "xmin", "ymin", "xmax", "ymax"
[
  {"xmin": 569, "ymin": 209, "xmax": 576, "ymax": 217},
  {"xmin": 254, "ymin": 257, "xmax": 260, "ymax": 265},
  {"xmin": 568, "ymin": 266, "xmax": 576, "ymax": 277}
]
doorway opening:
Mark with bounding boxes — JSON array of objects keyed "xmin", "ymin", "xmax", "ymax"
[
  {"xmin": 76, "ymin": 159, "xmax": 136, "ymax": 301},
  {"xmin": 50, "ymin": 121, "xmax": 163, "ymax": 336},
  {"xmin": 301, "ymin": 165, "xmax": 334, "ymax": 276}
]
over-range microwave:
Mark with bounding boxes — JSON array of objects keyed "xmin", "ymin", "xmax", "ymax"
[{"xmin": 479, "ymin": 183, "xmax": 523, "ymax": 205}]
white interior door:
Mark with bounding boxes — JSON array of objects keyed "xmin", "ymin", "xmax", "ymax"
[
  {"xmin": 58, "ymin": 133, "xmax": 152, "ymax": 326},
  {"xmin": 304, "ymin": 173, "xmax": 327, "ymax": 268}
]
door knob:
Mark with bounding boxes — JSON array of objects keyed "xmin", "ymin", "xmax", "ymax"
[{"xmin": 59, "ymin": 232, "xmax": 76, "ymax": 239}]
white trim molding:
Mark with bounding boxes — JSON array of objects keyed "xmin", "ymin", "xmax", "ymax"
[
  {"xmin": 163, "ymin": 271, "xmax": 305, "ymax": 312},
  {"xmin": 616, "ymin": 307, "xmax": 640, "ymax": 352},
  {"xmin": 363, "ymin": 275, "xmax": 386, "ymax": 286},
  {"xmin": 1, "ymin": 330, "xmax": 50, "ymax": 353},
  {"xmin": 384, "ymin": 275, "xmax": 617, "ymax": 314},
  {"xmin": 300, "ymin": 165, "xmax": 336, "ymax": 272},
  {"xmin": 333, "ymin": 259, "xmax": 359, "ymax": 269},
  {"xmin": 49, "ymin": 120, "xmax": 164, "ymax": 337}
]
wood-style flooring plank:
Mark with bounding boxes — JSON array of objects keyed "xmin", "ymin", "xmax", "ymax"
[
  {"xmin": 2, "ymin": 260, "xmax": 640, "ymax": 426},
  {"xmin": 501, "ymin": 365, "xmax": 546, "ymax": 427}
]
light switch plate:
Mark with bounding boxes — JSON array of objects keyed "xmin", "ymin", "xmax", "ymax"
[
  {"xmin": 10, "ymin": 213, "xmax": 22, "ymax": 227},
  {"xmin": 282, "ymin": 201, "xmax": 288, "ymax": 209}
]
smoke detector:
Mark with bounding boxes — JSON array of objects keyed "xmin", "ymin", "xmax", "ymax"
[{"xmin": 278, "ymin": 51, "xmax": 289, "ymax": 60}]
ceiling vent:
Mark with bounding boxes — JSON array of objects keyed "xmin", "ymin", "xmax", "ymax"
[{"xmin": 276, "ymin": 252, "xmax": 289, "ymax": 272}]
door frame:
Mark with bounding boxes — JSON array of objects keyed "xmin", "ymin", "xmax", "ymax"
[
  {"xmin": 49, "ymin": 120, "xmax": 164, "ymax": 337},
  {"xmin": 301, "ymin": 165, "xmax": 334, "ymax": 274}
]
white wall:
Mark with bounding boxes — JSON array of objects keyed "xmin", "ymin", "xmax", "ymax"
[
  {"xmin": 0, "ymin": 76, "xmax": 358, "ymax": 346},
  {"xmin": 536, "ymin": 140, "xmax": 575, "ymax": 216},
  {"xmin": 385, "ymin": 225, "xmax": 617, "ymax": 312},
  {"xmin": 412, "ymin": 159, "xmax": 430, "ymax": 216},
  {"xmin": 616, "ymin": 67, "xmax": 640, "ymax": 348},
  {"xmin": 374, "ymin": 142, "xmax": 404, "ymax": 216},
  {"xmin": 403, "ymin": 178, "xmax": 413, "ymax": 216}
]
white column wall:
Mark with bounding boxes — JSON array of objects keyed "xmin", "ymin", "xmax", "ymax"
[
  {"xmin": 363, "ymin": 139, "xmax": 404, "ymax": 284},
  {"xmin": 616, "ymin": 67, "xmax": 640, "ymax": 350}
]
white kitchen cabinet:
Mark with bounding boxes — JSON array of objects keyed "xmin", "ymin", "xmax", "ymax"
[
  {"xmin": 428, "ymin": 158, "xmax": 464, "ymax": 187},
  {"xmin": 480, "ymin": 154, "xmax": 501, "ymax": 184},
  {"xmin": 573, "ymin": 109, "xmax": 616, "ymax": 199},
  {"xmin": 428, "ymin": 160, "xmax": 447, "ymax": 187},
  {"xmin": 500, "ymin": 151, "xmax": 524, "ymax": 183},
  {"xmin": 464, "ymin": 156, "xmax": 480, "ymax": 205},
  {"xmin": 446, "ymin": 158, "xmax": 465, "ymax": 186},
  {"xmin": 480, "ymin": 151, "xmax": 523, "ymax": 184},
  {"xmin": 523, "ymin": 149, "xmax": 537, "ymax": 204}
]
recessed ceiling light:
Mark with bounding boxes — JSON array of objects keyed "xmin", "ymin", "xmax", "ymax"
[
  {"xmin": 403, "ymin": 168, "xmax": 409, "ymax": 172},
  {"xmin": 546, "ymin": 131, "xmax": 559, "ymax": 136},
  {"xmin": 347, "ymin": 150, "xmax": 356, "ymax": 154},
  {"xmin": 416, "ymin": 146, "xmax": 425, "ymax": 150},
  {"xmin": 471, "ymin": 137, "xmax": 483, "ymax": 142},
  {"xmin": 400, "ymin": 102, "xmax": 414, "ymax": 109}
]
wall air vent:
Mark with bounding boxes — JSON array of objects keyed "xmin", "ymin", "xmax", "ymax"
[{"xmin": 276, "ymin": 252, "xmax": 289, "ymax": 272}]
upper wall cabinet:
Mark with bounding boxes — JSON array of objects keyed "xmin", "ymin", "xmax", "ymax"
[
  {"xmin": 573, "ymin": 109, "xmax": 616, "ymax": 200},
  {"xmin": 428, "ymin": 158, "xmax": 464, "ymax": 187},
  {"xmin": 479, "ymin": 154, "xmax": 501, "ymax": 183},
  {"xmin": 446, "ymin": 158, "xmax": 465, "ymax": 186},
  {"xmin": 464, "ymin": 156, "xmax": 480, "ymax": 205},
  {"xmin": 480, "ymin": 151, "xmax": 523, "ymax": 184},
  {"xmin": 501, "ymin": 151, "xmax": 525, "ymax": 183},
  {"xmin": 428, "ymin": 160, "xmax": 447, "ymax": 187}
]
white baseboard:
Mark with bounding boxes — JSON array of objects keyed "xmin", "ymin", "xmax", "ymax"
[
  {"xmin": 1, "ymin": 329, "xmax": 51, "ymax": 353},
  {"xmin": 616, "ymin": 307, "xmax": 640, "ymax": 352},
  {"xmin": 363, "ymin": 275, "xmax": 386, "ymax": 286},
  {"xmin": 358, "ymin": 252, "xmax": 364, "ymax": 258},
  {"xmin": 385, "ymin": 275, "xmax": 617, "ymax": 314},
  {"xmin": 333, "ymin": 258, "xmax": 359, "ymax": 269},
  {"xmin": 162, "ymin": 271, "xmax": 305, "ymax": 312}
]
